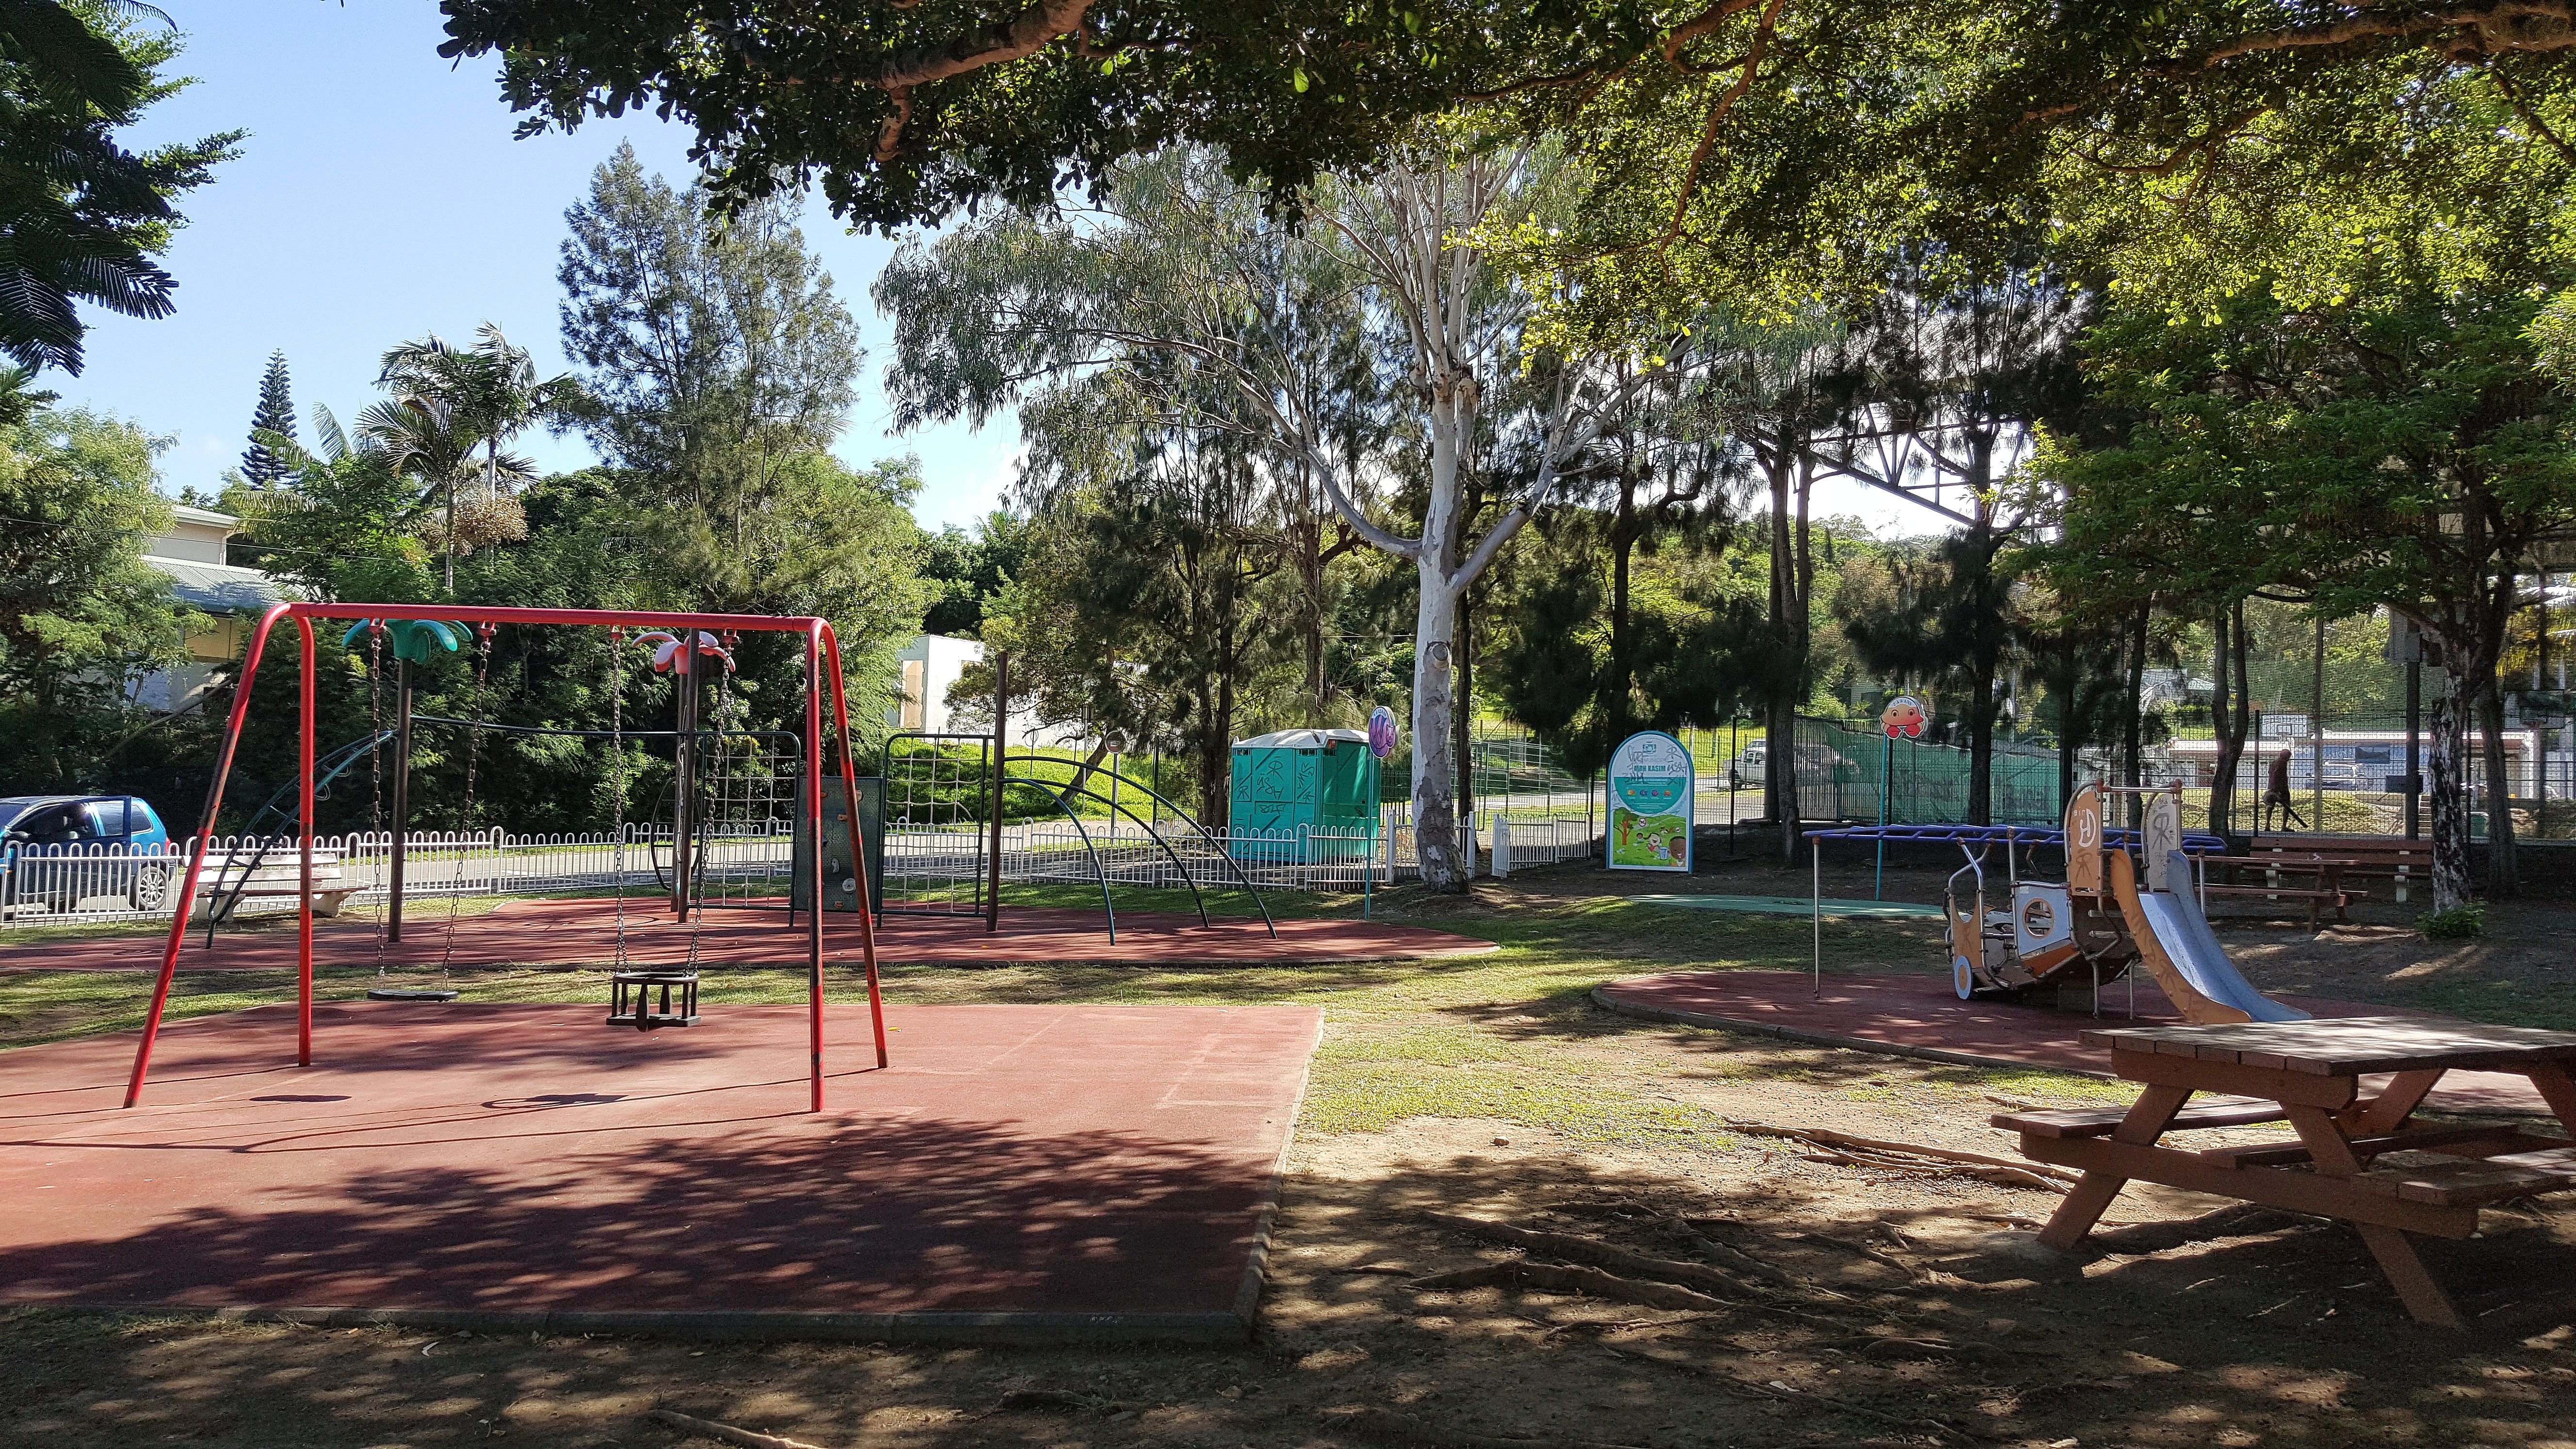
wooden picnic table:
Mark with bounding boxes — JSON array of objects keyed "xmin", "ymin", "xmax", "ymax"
[
  {"xmin": 2202, "ymin": 854, "xmax": 2367, "ymax": 927},
  {"xmin": 1995, "ymin": 1017, "xmax": 2576, "ymax": 1326}
]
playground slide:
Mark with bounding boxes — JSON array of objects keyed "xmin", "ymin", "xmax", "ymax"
[
  {"xmin": 2107, "ymin": 846, "xmax": 2309, "ymax": 1024},
  {"xmin": 2139, "ymin": 852, "xmax": 2309, "ymax": 1023}
]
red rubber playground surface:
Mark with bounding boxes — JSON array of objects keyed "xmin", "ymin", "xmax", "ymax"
[
  {"xmin": 1596, "ymin": 970, "xmax": 2554, "ymax": 1116},
  {"xmin": 0, "ymin": 899, "xmax": 1496, "ymax": 974},
  {"xmin": 0, "ymin": 1000, "xmax": 1320, "ymax": 1340}
]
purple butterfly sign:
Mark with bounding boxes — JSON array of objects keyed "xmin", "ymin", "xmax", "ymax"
[{"xmin": 1367, "ymin": 706, "xmax": 1398, "ymax": 760}]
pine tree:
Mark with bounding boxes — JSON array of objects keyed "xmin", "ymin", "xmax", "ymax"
[{"xmin": 239, "ymin": 351, "xmax": 295, "ymax": 486}]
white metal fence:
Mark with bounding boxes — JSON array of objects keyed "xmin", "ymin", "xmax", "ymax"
[{"xmin": 1, "ymin": 806, "xmax": 1606, "ymax": 930}]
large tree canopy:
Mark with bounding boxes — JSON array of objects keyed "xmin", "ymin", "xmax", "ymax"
[
  {"xmin": 441, "ymin": 0, "xmax": 2576, "ymax": 306},
  {"xmin": 0, "ymin": 2, "xmax": 236, "ymax": 373}
]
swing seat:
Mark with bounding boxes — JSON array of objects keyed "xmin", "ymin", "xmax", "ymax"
[
  {"xmin": 607, "ymin": 970, "xmax": 700, "ymax": 1030},
  {"xmin": 366, "ymin": 988, "xmax": 460, "ymax": 1002}
]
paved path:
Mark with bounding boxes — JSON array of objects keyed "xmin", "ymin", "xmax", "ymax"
[
  {"xmin": 0, "ymin": 1000, "xmax": 1319, "ymax": 1340},
  {"xmin": 0, "ymin": 899, "xmax": 1495, "ymax": 973},
  {"xmin": 1596, "ymin": 970, "xmax": 2553, "ymax": 1116},
  {"xmin": 1624, "ymin": 893, "xmax": 1945, "ymax": 919}
]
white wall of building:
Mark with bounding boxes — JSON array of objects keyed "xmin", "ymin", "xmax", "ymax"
[
  {"xmin": 129, "ymin": 507, "xmax": 286, "ymax": 714},
  {"xmin": 889, "ymin": 634, "xmax": 1081, "ymax": 749}
]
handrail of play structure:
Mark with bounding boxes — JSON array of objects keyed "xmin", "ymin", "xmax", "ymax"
[
  {"xmin": 1003, "ymin": 774, "xmax": 1212, "ymax": 929},
  {"xmin": 121, "ymin": 602, "xmax": 886, "ymax": 1113},
  {"xmin": 994, "ymin": 772, "xmax": 1122, "ymax": 942},
  {"xmin": 1000, "ymin": 752, "xmax": 1280, "ymax": 940}
]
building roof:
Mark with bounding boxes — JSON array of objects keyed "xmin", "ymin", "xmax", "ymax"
[
  {"xmin": 145, "ymin": 556, "xmax": 285, "ymax": 613},
  {"xmin": 1235, "ymin": 728, "xmax": 1369, "ymax": 751},
  {"xmin": 166, "ymin": 504, "xmax": 240, "ymax": 529}
]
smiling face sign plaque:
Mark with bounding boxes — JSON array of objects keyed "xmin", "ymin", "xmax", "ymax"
[{"xmin": 1606, "ymin": 730, "xmax": 1694, "ymax": 872}]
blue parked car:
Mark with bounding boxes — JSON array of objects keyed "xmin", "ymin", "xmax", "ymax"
[{"xmin": 0, "ymin": 795, "xmax": 177, "ymax": 913}]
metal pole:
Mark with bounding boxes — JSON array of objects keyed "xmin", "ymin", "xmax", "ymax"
[
  {"xmin": 297, "ymin": 616, "xmax": 316, "ymax": 1067},
  {"xmin": 987, "ymin": 650, "xmax": 1009, "ymax": 934},
  {"xmin": 126, "ymin": 601, "xmax": 290, "ymax": 1107},
  {"xmin": 1874, "ymin": 731, "xmax": 1891, "ymax": 900},
  {"xmin": 672, "ymin": 637, "xmax": 696, "ymax": 919},
  {"xmin": 2312, "ymin": 613, "xmax": 2325, "ymax": 833},
  {"xmin": 819, "ymin": 627, "xmax": 888, "ymax": 1070},
  {"xmin": 1811, "ymin": 834, "xmax": 1822, "ymax": 1000},
  {"xmin": 806, "ymin": 631, "xmax": 825, "ymax": 1111},
  {"xmin": 2406, "ymin": 660, "xmax": 2423, "ymax": 839},
  {"xmin": 389, "ymin": 657, "xmax": 411, "ymax": 942},
  {"xmin": 2540, "ymin": 573, "xmax": 2552, "ymax": 842},
  {"xmin": 1365, "ymin": 750, "xmax": 1377, "ymax": 920}
]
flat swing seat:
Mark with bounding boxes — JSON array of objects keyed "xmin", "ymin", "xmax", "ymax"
[{"xmin": 608, "ymin": 970, "xmax": 700, "ymax": 1030}]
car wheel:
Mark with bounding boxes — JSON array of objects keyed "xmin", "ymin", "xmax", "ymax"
[{"xmin": 129, "ymin": 862, "xmax": 171, "ymax": 911}]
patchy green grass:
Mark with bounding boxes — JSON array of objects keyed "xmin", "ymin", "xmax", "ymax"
[
  {"xmin": 2356, "ymin": 972, "xmax": 2576, "ymax": 1032},
  {"xmin": 7, "ymin": 878, "xmax": 2464, "ymax": 1144}
]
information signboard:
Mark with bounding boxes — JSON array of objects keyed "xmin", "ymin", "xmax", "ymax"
[{"xmin": 1606, "ymin": 730, "xmax": 1693, "ymax": 872}]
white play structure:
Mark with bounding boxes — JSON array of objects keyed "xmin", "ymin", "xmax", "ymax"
[
  {"xmin": 2104, "ymin": 790, "xmax": 2309, "ymax": 1024},
  {"xmin": 1942, "ymin": 783, "xmax": 2307, "ymax": 1024}
]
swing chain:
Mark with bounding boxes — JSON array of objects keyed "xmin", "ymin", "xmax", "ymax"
[
  {"xmin": 440, "ymin": 623, "xmax": 495, "ymax": 979},
  {"xmin": 680, "ymin": 631, "xmax": 735, "ymax": 974},
  {"xmin": 367, "ymin": 620, "xmax": 390, "ymax": 976},
  {"xmin": 610, "ymin": 628, "xmax": 628, "ymax": 972}
]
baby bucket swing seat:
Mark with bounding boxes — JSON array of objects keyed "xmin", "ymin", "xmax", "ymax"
[{"xmin": 604, "ymin": 628, "xmax": 733, "ymax": 1030}]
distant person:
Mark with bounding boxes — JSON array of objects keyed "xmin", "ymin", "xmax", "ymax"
[{"xmin": 2262, "ymin": 747, "xmax": 2307, "ymax": 831}]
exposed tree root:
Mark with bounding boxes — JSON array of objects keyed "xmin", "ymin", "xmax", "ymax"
[
  {"xmin": 2089, "ymin": 1203, "xmax": 2313, "ymax": 1254},
  {"xmin": 646, "ymin": 1407, "xmax": 837, "ymax": 1449},
  {"xmin": 1409, "ymin": 1257, "xmax": 1736, "ymax": 1311},
  {"xmin": 1604, "ymin": 1344, "xmax": 1989, "ymax": 1444},
  {"xmin": 1726, "ymin": 1121, "xmax": 2077, "ymax": 1193},
  {"xmin": 1423, "ymin": 1212, "xmax": 1757, "ymax": 1298},
  {"xmin": 1319, "ymin": 1404, "xmax": 1650, "ymax": 1449}
]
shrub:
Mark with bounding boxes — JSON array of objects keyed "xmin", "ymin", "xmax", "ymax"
[{"xmin": 2417, "ymin": 904, "xmax": 2485, "ymax": 940}]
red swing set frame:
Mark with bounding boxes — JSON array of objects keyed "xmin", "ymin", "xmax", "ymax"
[{"xmin": 121, "ymin": 602, "xmax": 886, "ymax": 1111}]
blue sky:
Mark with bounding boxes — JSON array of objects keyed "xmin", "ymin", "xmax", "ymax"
[
  {"xmin": 61, "ymin": 2, "xmax": 1923, "ymax": 539},
  {"xmin": 57, "ymin": 2, "xmax": 1017, "ymax": 531}
]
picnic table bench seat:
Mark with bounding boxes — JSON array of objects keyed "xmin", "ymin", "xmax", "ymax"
[
  {"xmin": 1993, "ymin": 1097, "xmax": 2288, "ymax": 1139},
  {"xmin": 2249, "ymin": 835, "xmax": 2430, "ymax": 904},
  {"xmin": 2353, "ymin": 1145, "xmax": 2576, "ymax": 1206}
]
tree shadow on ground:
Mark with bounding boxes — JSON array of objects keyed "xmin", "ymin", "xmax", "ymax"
[{"xmin": 11, "ymin": 1143, "xmax": 2576, "ymax": 1449}]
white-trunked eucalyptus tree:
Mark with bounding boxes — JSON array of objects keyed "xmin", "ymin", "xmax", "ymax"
[{"xmin": 880, "ymin": 138, "xmax": 1655, "ymax": 888}]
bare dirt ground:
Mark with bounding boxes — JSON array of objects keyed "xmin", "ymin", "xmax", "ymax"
[{"xmin": 8, "ymin": 859, "xmax": 2576, "ymax": 1448}]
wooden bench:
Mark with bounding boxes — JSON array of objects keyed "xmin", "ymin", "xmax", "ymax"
[
  {"xmin": 2250, "ymin": 835, "xmax": 2431, "ymax": 904},
  {"xmin": 197, "ymin": 850, "xmax": 359, "ymax": 919},
  {"xmin": 2194, "ymin": 874, "xmax": 2363, "ymax": 929}
]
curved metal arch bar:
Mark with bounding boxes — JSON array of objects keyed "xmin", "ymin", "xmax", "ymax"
[
  {"xmin": 1000, "ymin": 755, "xmax": 1276, "ymax": 940},
  {"xmin": 205, "ymin": 730, "xmax": 397, "ymax": 948},
  {"xmin": 996, "ymin": 774, "xmax": 1118, "ymax": 944},
  {"xmin": 1008, "ymin": 776, "xmax": 1210, "ymax": 928}
]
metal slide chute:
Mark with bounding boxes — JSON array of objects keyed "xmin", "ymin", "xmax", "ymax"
[{"xmin": 2105, "ymin": 795, "xmax": 2310, "ymax": 1025}]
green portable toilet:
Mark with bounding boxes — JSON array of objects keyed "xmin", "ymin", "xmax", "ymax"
[{"xmin": 1228, "ymin": 728, "xmax": 1377, "ymax": 862}]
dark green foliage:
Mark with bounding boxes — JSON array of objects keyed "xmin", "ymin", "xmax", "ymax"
[
  {"xmin": 918, "ymin": 511, "xmax": 1026, "ymax": 638},
  {"xmin": 0, "ymin": 404, "xmax": 193, "ymax": 789},
  {"xmin": 2418, "ymin": 904, "xmax": 2485, "ymax": 941},
  {"xmin": 238, "ymin": 351, "xmax": 294, "ymax": 487},
  {"xmin": 1493, "ymin": 511, "xmax": 1767, "ymax": 780},
  {"xmin": 0, "ymin": 2, "xmax": 237, "ymax": 372},
  {"xmin": 1834, "ymin": 533, "xmax": 2012, "ymax": 741},
  {"xmin": 2039, "ymin": 276, "xmax": 2576, "ymax": 905}
]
